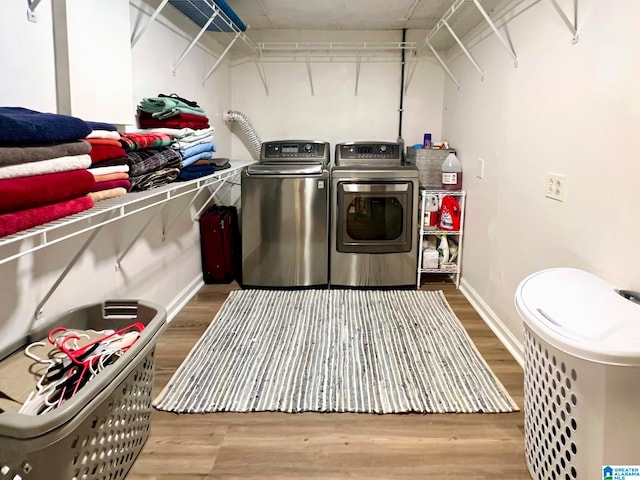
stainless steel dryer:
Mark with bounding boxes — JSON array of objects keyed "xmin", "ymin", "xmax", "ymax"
[
  {"xmin": 241, "ymin": 140, "xmax": 330, "ymax": 288},
  {"xmin": 331, "ymin": 142, "xmax": 419, "ymax": 288}
]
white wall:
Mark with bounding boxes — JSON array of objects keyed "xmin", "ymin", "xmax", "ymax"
[
  {"xmin": 229, "ymin": 29, "xmax": 445, "ymax": 161},
  {"xmin": 442, "ymin": 0, "xmax": 640, "ymax": 360},
  {"xmin": 0, "ymin": 0, "xmax": 237, "ymax": 355},
  {"xmin": 53, "ymin": 0, "xmax": 134, "ymax": 125},
  {"xmin": 0, "ymin": 2, "xmax": 57, "ymax": 111}
]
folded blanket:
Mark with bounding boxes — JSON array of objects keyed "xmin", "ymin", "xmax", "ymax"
[
  {"xmin": 210, "ymin": 157, "xmax": 230, "ymax": 167},
  {"xmin": 178, "ymin": 162, "xmax": 230, "ymax": 181},
  {"xmin": 130, "ymin": 167, "xmax": 180, "ymax": 191},
  {"xmin": 158, "ymin": 93, "xmax": 200, "ymax": 108},
  {"xmin": 139, "ymin": 127, "xmax": 204, "ymax": 139},
  {"xmin": 170, "ymin": 135, "xmax": 215, "ymax": 151},
  {"xmin": 0, "ymin": 107, "xmax": 92, "ymax": 146},
  {"xmin": 179, "ymin": 141, "xmax": 215, "ymax": 159},
  {"xmin": 0, "ymin": 169, "xmax": 95, "ymax": 215},
  {"xmin": 85, "ymin": 138, "xmax": 122, "ymax": 148},
  {"xmin": 137, "ymin": 98, "xmax": 206, "ymax": 120},
  {"xmin": 181, "ymin": 151, "xmax": 213, "ymax": 168},
  {"xmin": 88, "ymin": 164, "xmax": 129, "ymax": 176},
  {"xmin": 92, "ymin": 172, "xmax": 129, "ymax": 183},
  {"xmin": 0, "ymin": 140, "xmax": 91, "ymax": 167},
  {"xmin": 138, "ymin": 119, "xmax": 210, "ymax": 129},
  {"xmin": 177, "ymin": 164, "xmax": 214, "ymax": 180},
  {"xmin": 88, "ymin": 187, "xmax": 127, "ymax": 203},
  {"xmin": 137, "ymin": 111, "xmax": 209, "ymax": 124},
  {"xmin": 91, "ymin": 179, "xmax": 131, "ymax": 192},
  {"xmin": 85, "ymin": 121, "xmax": 117, "ymax": 131},
  {"xmin": 0, "ymin": 195, "xmax": 94, "ymax": 239},
  {"xmin": 86, "ymin": 130, "xmax": 121, "ymax": 140},
  {"xmin": 126, "ymin": 148, "xmax": 182, "ymax": 177},
  {"xmin": 189, "ymin": 158, "xmax": 212, "ymax": 166},
  {"xmin": 87, "ymin": 156, "xmax": 127, "ymax": 168},
  {"xmin": 0, "ymin": 154, "xmax": 91, "ymax": 180},
  {"xmin": 119, "ymin": 132, "xmax": 172, "ymax": 152},
  {"xmin": 89, "ymin": 144, "xmax": 127, "ymax": 164}
]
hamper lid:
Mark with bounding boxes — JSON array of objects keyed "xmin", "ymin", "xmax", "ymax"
[{"xmin": 515, "ymin": 267, "xmax": 640, "ymax": 365}]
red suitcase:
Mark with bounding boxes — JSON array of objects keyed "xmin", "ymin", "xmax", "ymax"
[{"xmin": 198, "ymin": 205, "xmax": 240, "ymax": 284}]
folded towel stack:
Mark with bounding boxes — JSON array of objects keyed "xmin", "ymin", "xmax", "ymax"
[
  {"xmin": 85, "ymin": 121, "xmax": 129, "ymax": 202},
  {"xmin": 135, "ymin": 94, "xmax": 229, "ymax": 181},
  {"xmin": 0, "ymin": 107, "xmax": 96, "ymax": 239}
]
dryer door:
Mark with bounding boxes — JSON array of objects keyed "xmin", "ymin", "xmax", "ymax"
[{"xmin": 336, "ymin": 181, "xmax": 413, "ymax": 253}]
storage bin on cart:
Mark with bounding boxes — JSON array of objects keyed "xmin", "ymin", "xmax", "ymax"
[
  {"xmin": 516, "ymin": 268, "xmax": 640, "ymax": 480},
  {"xmin": 0, "ymin": 300, "xmax": 166, "ymax": 480}
]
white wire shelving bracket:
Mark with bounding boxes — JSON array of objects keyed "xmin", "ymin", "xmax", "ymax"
[
  {"xmin": 34, "ymin": 226, "xmax": 105, "ymax": 322},
  {"xmin": 115, "ymin": 169, "xmax": 239, "ymax": 270},
  {"xmin": 550, "ymin": 0, "xmax": 579, "ymax": 44},
  {"xmin": 173, "ymin": 9, "xmax": 221, "ymax": 74},
  {"xmin": 130, "ymin": 0, "xmax": 256, "ymax": 83},
  {"xmin": 254, "ymin": 57, "xmax": 269, "ymax": 96},
  {"xmin": 403, "ymin": 53, "xmax": 419, "ymax": 94},
  {"xmin": 355, "ymin": 53, "xmax": 361, "ymax": 96},
  {"xmin": 26, "ymin": 0, "xmax": 43, "ymax": 22},
  {"xmin": 421, "ymin": 0, "xmax": 518, "ymax": 87},
  {"xmin": 203, "ymin": 31, "xmax": 242, "ymax": 83},
  {"xmin": 305, "ymin": 55, "xmax": 315, "ymax": 96}
]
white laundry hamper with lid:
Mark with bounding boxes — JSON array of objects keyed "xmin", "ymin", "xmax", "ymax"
[{"xmin": 515, "ymin": 268, "xmax": 640, "ymax": 480}]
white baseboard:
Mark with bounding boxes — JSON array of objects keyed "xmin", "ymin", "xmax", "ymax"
[
  {"xmin": 165, "ymin": 275, "xmax": 204, "ymax": 323},
  {"xmin": 459, "ymin": 278, "xmax": 525, "ymax": 368}
]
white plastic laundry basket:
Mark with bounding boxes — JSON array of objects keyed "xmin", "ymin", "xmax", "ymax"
[{"xmin": 515, "ymin": 268, "xmax": 640, "ymax": 480}]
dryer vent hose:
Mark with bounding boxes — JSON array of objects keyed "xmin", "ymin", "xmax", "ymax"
[{"xmin": 224, "ymin": 110, "xmax": 261, "ymax": 160}]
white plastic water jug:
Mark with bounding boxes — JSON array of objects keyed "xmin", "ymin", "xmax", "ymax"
[{"xmin": 441, "ymin": 152, "xmax": 462, "ymax": 190}]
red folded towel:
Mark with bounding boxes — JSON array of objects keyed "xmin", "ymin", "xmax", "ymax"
[
  {"xmin": 0, "ymin": 169, "xmax": 95, "ymax": 215},
  {"xmin": 91, "ymin": 179, "xmax": 131, "ymax": 192},
  {"xmin": 137, "ymin": 111, "xmax": 210, "ymax": 129},
  {"xmin": 91, "ymin": 172, "xmax": 129, "ymax": 183},
  {"xmin": 86, "ymin": 138, "xmax": 122, "ymax": 148},
  {"xmin": 89, "ymin": 144, "xmax": 127, "ymax": 164},
  {"xmin": 0, "ymin": 195, "xmax": 94, "ymax": 238}
]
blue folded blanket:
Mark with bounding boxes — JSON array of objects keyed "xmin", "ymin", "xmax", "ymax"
[
  {"xmin": 181, "ymin": 150, "xmax": 214, "ymax": 168},
  {"xmin": 178, "ymin": 162, "xmax": 230, "ymax": 181},
  {"xmin": 179, "ymin": 142, "xmax": 216, "ymax": 159},
  {"xmin": 0, "ymin": 107, "xmax": 92, "ymax": 146},
  {"xmin": 85, "ymin": 120, "xmax": 118, "ymax": 132}
]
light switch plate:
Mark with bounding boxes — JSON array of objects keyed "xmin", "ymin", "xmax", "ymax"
[{"xmin": 476, "ymin": 158, "xmax": 485, "ymax": 179}]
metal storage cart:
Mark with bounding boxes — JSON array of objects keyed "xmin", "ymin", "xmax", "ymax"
[
  {"xmin": 416, "ymin": 189, "xmax": 466, "ymax": 288},
  {"xmin": 0, "ymin": 300, "xmax": 166, "ymax": 480},
  {"xmin": 515, "ymin": 268, "xmax": 640, "ymax": 480}
]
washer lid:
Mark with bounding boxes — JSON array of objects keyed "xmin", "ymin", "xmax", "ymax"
[
  {"xmin": 515, "ymin": 268, "xmax": 640, "ymax": 365},
  {"xmin": 247, "ymin": 163, "xmax": 324, "ymax": 175}
]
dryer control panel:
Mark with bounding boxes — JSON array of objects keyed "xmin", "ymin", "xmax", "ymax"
[
  {"xmin": 335, "ymin": 142, "xmax": 402, "ymax": 166},
  {"xmin": 261, "ymin": 140, "xmax": 330, "ymax": 164}
]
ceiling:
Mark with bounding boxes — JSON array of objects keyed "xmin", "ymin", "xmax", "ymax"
[{"xmin": 226, "ymin": 0, "xmax": 507, "ymax": 34}]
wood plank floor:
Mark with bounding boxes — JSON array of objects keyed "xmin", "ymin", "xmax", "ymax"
[{"xmin": 126, "ymin": 282, "xmax": 530, "ymax": 479}]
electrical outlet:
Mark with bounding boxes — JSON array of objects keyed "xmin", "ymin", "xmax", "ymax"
[
  {"xmin": 476, "ymin": 158, "xmax": 485, "ymax": 179},
  {"xmin": 545, "ymin": 173, "xmax": 566, "ymax": 201}
]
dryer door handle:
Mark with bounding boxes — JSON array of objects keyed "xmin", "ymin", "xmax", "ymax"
[{"xmin": 342, "ymin": 183, "xmax": 409, "ymax": 193}]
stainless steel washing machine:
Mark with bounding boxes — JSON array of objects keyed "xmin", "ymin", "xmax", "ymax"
[
  {"xmin": 241, "ymin": 140, "xmax": 330, "ymax": 288},
  {"xmin": 330, "ymin": 142, "xmax": 419, "ymax": 288}
]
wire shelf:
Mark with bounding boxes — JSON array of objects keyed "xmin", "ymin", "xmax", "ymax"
[{"xmin": 0, "ymin": 159, "xmax": 252, "ymax": 266}]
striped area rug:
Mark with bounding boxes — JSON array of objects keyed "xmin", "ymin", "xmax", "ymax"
[{"xmin": 153, "ymin": 289, "xmax": 518, "ymax": 414}]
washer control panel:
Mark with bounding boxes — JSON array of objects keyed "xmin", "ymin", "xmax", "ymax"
[
  {"xmin": 335, "ymin": 142, "xmax": 402, "ymax": 166},
  {"xmin": 261, "ymin": 140, "xmax": 330, "ymax": 164}
]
